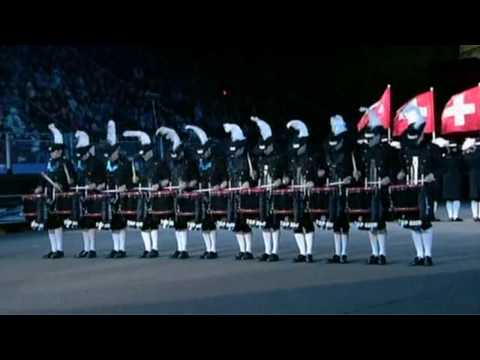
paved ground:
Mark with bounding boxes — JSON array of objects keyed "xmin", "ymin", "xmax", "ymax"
[{"xmin": 0, "ymin": 205, "xmax": 479, "ymax": 315}]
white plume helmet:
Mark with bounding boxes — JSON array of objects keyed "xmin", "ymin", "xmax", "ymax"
[
  {"xmin": 287, "ymin": 120, "xmax": 309, "ymax": 138},
  {"xmin": 401, "ymin": 104, "xmax": 425, "ymax": 129},
  {"xmin": 75, "ymin": 130, "xmax": 90, "ymax": 149},
  {"xmin": 330, "ymin": 115, "xmax": 348, "ymax": 136},
  {"xmin": 107, "ymin": 120, "xmax": 117, "ymax": 146},
  {"xmin": 156, "ymin": 127, "xmax": 181, "ymax": 151},
  {"xmin": 185, "ymin": 125, "xmax": 208, "ymax": 145},
  {"xmin": 48, "ymin": 123, "xmax": 63, "ymax": 144},
  {"xmin": 123, "ymin": 131, "xmax": 152, "ymax": 146},
  {"xmin": 223, "ymin": 123, "xmax": 246, "ymax": 142},
  {"xmin": 432, "ymin": 137, "xmax": 450, "ymax": 148},
  {"xmin": 250, "ymin": 116, "xmax": 273, "ymax": 141},
  {"xmin": 462, "ymin": 138, "xmax": 476, "ymax": 151}
]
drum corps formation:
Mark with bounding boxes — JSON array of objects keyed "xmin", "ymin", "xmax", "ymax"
[{"xmin": 22, "ymin": 103, "xmax": 480, "ymax": 267}]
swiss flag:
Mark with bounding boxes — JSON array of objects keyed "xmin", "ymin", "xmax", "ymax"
[
  {"xmin": 357, "ymin": 85, "xmax": 391, "ymax": 131},
  {"xmin": 441, "ymin": 86, "xmax": 480, "ymax": 135},
  {"xmin": 393, "ymin": 90, "xmax": 435, "ymax": 137}
]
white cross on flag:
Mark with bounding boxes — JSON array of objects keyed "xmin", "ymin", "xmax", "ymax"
[
  {"xmin": 442, "ymin": 86, "xmax": 480, "ymax": 135},
  {"xmin": 393, "ymin": 90, "xmax": 435, "ymax": 137},
  {"xmin": 357, "ymin": 85, "xmax": 391, "ymax": 131}
]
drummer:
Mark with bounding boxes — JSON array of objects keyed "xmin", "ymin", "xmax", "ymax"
[
  {"xmin": 73, "ymin": 130, "xmax": 105, "ymax": 259},
  {"xmin": 285, "ymin": 120, "xmax": 321, "ymax": 263},
  {"xmin": 157, "ymin": 126, "xmax": 198, "ymax": 260},
  {"xmin": 123, "ymin": 129, "xmax": 169, "ymax": 259},
  {"xmin": 325, "ymin": 115, "xmax": 355, "ymax": 264},
  {"xmin": 34, "ymin": 123, "xmax": 76, "ymax": 260},
  {"xmin": 397, "ymin": 105, "xmax": 437, "ymax": 266},
  {"xmin": 98, "ymin": 120, "xmax": 132, "ymax": 259},
  {"xmin": 251, "ymin": 117, "xmax": 284, "ymax": 263},
  {"xmin": 224, "ymin": 123, "xmax": 255, "ymax": 261},
  {"xmin": 186, "ymin": 125, "xmax": 227, "ymax": 260},
  {"xmin": 355, "ymin": 109, "xmax": 397, "ymax": 265}
]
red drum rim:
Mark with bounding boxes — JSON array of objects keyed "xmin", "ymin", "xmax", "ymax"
[
  {"xmin": 23, "ymin": 212, "xmax": 38, "ymax": 216},
  {"xmin": 310, "ymin": 187, "xmax": 336, "ymax": 193},
  {"xmin": 309, "ymin": 209, "xmax": 329, "ymax": 214},
  {"xmin": 347, "ymin": 209, "xmax": 371, "ymax": 214},
  {"xmin": 120, "ymin": 192, "xmax": 143, "ymax": 197},
  {"xmin": 56, "ymin": 192, "xmax": 78, "ymax": 197},
  {"xmin": 391, "ymin": 207, "xmax": 419, "ymax": 212},
  {"xmin": 177, "ymin": 212, "xmax": 196, "ymax": 217},
  {"xmin": 273, "ymin": 210, "xmax": 294, "ymax": 214},
  {"xmin": 151, "ymin": 191, "xmax": 176, "ymax": 197},
  {"xmin": 347, "ymin": 187, "xmax": 375, "ymax": 193},
  {"xmin": 119, "ymin": 211, "xmax": 138, "ymax": 215},
  {"xmin": 390, "ymin": 185, "xmax": 422, "ymax": 190},
  {"xmin": 209, "ymin": 210, "xmax": 228, "ymax": 215},
  {"xmin": 52, "ymin": 211, "xmax": 71, "ymax": 215},
  {"xmin": 84, "ymin": 214, "xmax": 102, "ymax": 218},
  {"xmin": 85, "ymin": 195, "xmax": 107, "ymax": 200},
  {"xmin": 150, "ymin": 210, "xmax": 174, "ymax": 215},
  {"xmin": 272, "ymin": 189, "xmax": 296, "ymax": 195},
  {"xmin": 238, "ymin": 209, "xmax": 260, "ymax": 214},
  {"xmin": 239, "ymin": 188, "xmax": 267, "ymax": 194}
]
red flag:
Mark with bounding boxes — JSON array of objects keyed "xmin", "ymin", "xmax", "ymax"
[
  {"xmin": 357, "ymin": 85, "xmax": 391, "ymax": 131},
  {"xmin": 394, "ymin": 90, "xmax": 435, "ymax": 137},
  {"xmin": 442, "ymin": 86, "xmax": 480, "ymax": 135}
]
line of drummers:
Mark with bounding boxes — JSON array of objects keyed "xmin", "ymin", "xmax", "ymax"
[{"xmin": 24, "ymin": 109, "xmax": 465, "ymax": 267}]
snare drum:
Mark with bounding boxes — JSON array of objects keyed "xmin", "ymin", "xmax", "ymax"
[
  {"xmin": 390, "ymin": 184, "xmax": 425, "ymax": 227},
  {"xmin": 347, "ymin": 187, "xmax": 381, "ymax": 230},
  {"xmin": 119, "ymin": 192, "xmax": 145, "ymax": 224},
  {"xmin": 176, "ymin": 191, "xmax": 202, "ymax": 224},
  {"xmin": 53, "ymin": 192, "xmax": 77, "ymax": 216},
  {"xmin": 150, "ymin": 190, "xmax": 175, "ymax": 218},
  {"xmin": 271, "ymin": 188, "xmax": 297, "ymax": 229},
  {"xmin": 238, "ymin": 187, "xmax": 267, "ymax": 227},
  {"xmin": 308, "ymin": 187, "xmax": 336, "ymax": 229},
  {"xmin": 23, "ymin": 194, "xmax": 48, "ymax": 229}
]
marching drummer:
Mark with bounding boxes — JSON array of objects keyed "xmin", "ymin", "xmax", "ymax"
[
  {"xmin": 325, "ymin": 115, "xmax": 355, "ymax": 264},
  {"xmin": 397, "ymin": 105, "xmax": 437, "ymax": 266},
  {"xmin": 355, "ymin": 109, "xmax": 397, "ymax": 265},
  {"xmin": 224, "ymin": 123, "xmax": 255, "ymax": 261},
  {"xmin": 186, "ymin": 125, "xmax": 227, "ymax": 260},
  {"xmin": 251, "ymin": 117, "xmax": 284, "ymax": 263},
  {"xmin": 285, "ymin": 120, "xmax": 320, "ymax": 263},
  {"xmin": 98, "ymin": 120, "xmax": 132, "ymax": 259},
  {"xmin": 73, "ymin": 130, "xmax": 105, "ymax": 259},
  {"xmin": 157, "ymin": 126, "xmax": 198, "ymax": 260},
  {"xmin": 123, "ymin": 129, "xmax": 169, "ymax": 259},
  {"xmin": 34, "ymin": 123, "xmax": 76, "ymax": 259}
]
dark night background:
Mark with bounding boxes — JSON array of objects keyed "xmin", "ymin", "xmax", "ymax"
[{"xmin": 85, "ymin": 45, "xmax": 480, "ymax": 142}]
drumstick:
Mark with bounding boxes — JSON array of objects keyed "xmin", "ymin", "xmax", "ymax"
[
  {"xmin": 41, "ymin": 172, "xmax": 62, "ymax": 191},
  {"xmin": 351, "ymin": 152, "xmax": 358, "ymax": 175},
  {"xmin": 63, "ymin": 164, "xmax": 73, "ymax": 186},
  {"xmin": 247, "ymin": 153, "xmax": 255, "ymax": 180}
]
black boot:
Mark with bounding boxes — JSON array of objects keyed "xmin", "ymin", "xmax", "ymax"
[
  {"xmin": 115, "ymin": 251, "xmax": 127, "ymax": 259},
  {"xmin": 207, "ymin": 252, "xmax": 218, "ymax": 259},
  {"xmin": 340, "ymin": 255, "xmax": 349, "ymax": 264},
  {"xmin": 42, "ymin": 252, "xmax": 54, "ymax": 259},
  {"xmin": 425, "ymin": 256, "xmax": 434, "ymax": 266},
  {"xmin": 268, "ymin": 254, "xmax": 279, "ymax": 262},
  {"xmin": 368, "ymin": 255, "xmax": 379, "ymax": 265},
  {"xmin": 88, "ymin": 251, "xmax": 97, "ymax": 258},
  {"xmin": 379, "ymin": 255, "xmax": 387, "ymax": 265},
  {"xmin": 293, "ymin": 255, "xmax": 307, "ymax": 263},
  {"xmin": 77, "ymin": 250, "xmax": 89, "ymax": 258},
  {"xmin": 149, "ymin": 250, "xmax": 159, "ymax": 258},
  {"xmin": 179, "ymin": 251, "xmax": 190, "ymax": 259},
  {"xmin": 170, "ymin": 250, "xmax": 181, "ymax": 259},
  {"xmin": 243, "ymin": 252, "xmax": 254, "ymax": 260},
  {"xmin": 327, "ymin": 255, "xmax": 341, "ymax": 264},
  {"xmin": 235, "ymin": 252, "xmax": 245, "ymax": 261},
  {"xmin": 409, "ymin": 257, "xmax": 425, "ymax": 266},
  {"xmin": 52, "ymin": 251, "xmax": 64, "ymax": 259},
  {"xmin": 258, "ymin": 253, "xmax": 269, "ymax": 262},
  {"xmin": 139, "ymin": 251, "xmax": 150, "ymax": 259},
  {"xmin": 106, "ymin": 250, "xmax": 118, "ymax": 259},
  {"xmin": 455, "ymin": 218, "xmax": 463, "ymax": 222},
  {"xmin": 200, "ymin": 251, "xmax": 209, "ymax": 259},
  {"xmin": 306, "ymin": 255, "xmax": 314, "ymax": 263}
]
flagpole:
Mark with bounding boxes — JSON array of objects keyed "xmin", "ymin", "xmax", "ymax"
[
  {"xmin": 387, "ymin": 84, "xmax": 392, "ymax": 142},
  {"xmin": 431, "ymin": 87, "xmax": 436, "ymax": 140}
]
